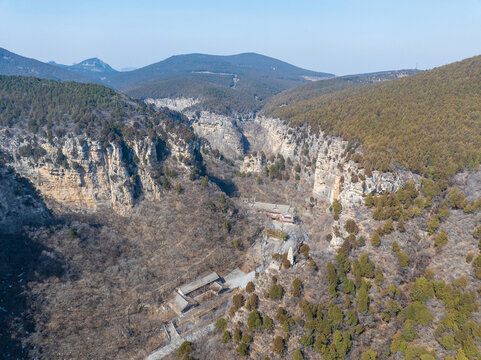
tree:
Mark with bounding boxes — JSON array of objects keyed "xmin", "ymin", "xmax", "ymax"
[
  {"xmin": 201, "ymin": 176, "xmax": 208, "ymax": 187},
  {"xmin": 364, "ymin": 193, "xmax": 374, "ymax": 207},
  {"xmin": 344, "ymin": 219, "xmax": 359, "ymax": 234},
  {"xmin": 246, "ymin": 281, "xmax": 255, "ymax": 293},
  {"xmin": 269, "ymin": 284, "xmax": 284, "ymax": 300},
  {"xmin": 360, "ymin": 349, "xmax": 377, "ymax": 360},
  {"xmin": 383, "ymin": 218, "xmax": 394, "ymax": 234},
  {"xmin": 427, "ymin": 217, "xmax": 439, "ymax": 234},
  {"xmin": 292, "ymin": 278, "xmax": 302, "ymax": 297},
  {"xmin": 233, "ymin": 238, "xmax": 240, "ymax": 249},
  {"xmin": 326, "ymin": 262, "xmax": 338, "ymax": 286},
  {"xmin": 236, "ymin": 342, "xmax": 248, "ymax": 356},
  {"xmin": 175, "ymin": 183, "xmax": 182, "ymax": 194},
  {"xmin": 299, "ymin": 243, "xmax": 310, "ymax": 258},
  {"xmin": 293, "ymin": 349, "xmax": 305, "ymax": 360},
  {"xmin": 401, "ymin": 320, "xmax": 417, "ymax": 341},
  {"xmin": 232, "ymin": 294, "xmax": 245, "ymax": 310},
  {"xmin": 403, "ymin": 302, "xmax": 433, "ymax": 325},
  {"xmin": 263, "ymin": 315, "xmax": 274, "ymax": 331},
  {"xmin": 177, "ymin": 341, "xmax": 193, "ymax": 359},
  {"xmin": 473, "ymin": 226, "xmax": 481, "ymax": 240},
  {"xmin": 233, "ymin": 328, "xmax": 242, "ymax": 342},
  {"xmin": 222, "ymin": 221, "xmax": 230, "ymax": 232},
  {"xmin": 222, "ymin": 330, "xmax": 231, "ymax": 343},
  {"xmin": 241, "ymin": 333, "xmax": 253, "ymax": 344},
  {"xmin": 359, "ymin": 253, "xmax": 375, "ymax": 277},
  {"xmin": 328, "ymin": 304, "xmax": 344, "ymax": 328},
  {"xmin": 357, "ymin": 279, "xmax": 369, "ymax": 313},
  {"xmin": 370, "ymin": 232, "xmax": 381, "ymax": 248},
  {"xmin": 332, "ymin": 199, "xmax": 342, "ymax": 219},
  {"xmin": 382, "ymin": 299, "xmax": 401, "ymax": 322},
  {"xmin": 473, "ymin": 254, "xmax": 481, "ymax": 279},
  {"xmin": 273, "ymin": 335, "xmax": 285, "ymax": 355},
  {"xmin": 247, "ymin": 310, "xmax": 262, "ymax": 331},
  {"xmin": 215, "ymin": 318, "xmax": 227, "ymax": 331},
  {"xmin": 448, "ymin": 187, "xmax": 467, "ymax": 209},
  {"xmin": 375, "ymin": 269, "xmax": 384, "ymax": 285},
  {"xmin": 434, "ymin": 231, "xmax": 448, "ymax": 247},
  {"xmin": 410, "ymin": 277, "xmax": 434, "ymax": 303}
]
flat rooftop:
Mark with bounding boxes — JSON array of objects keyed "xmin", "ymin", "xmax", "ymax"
[
  {"xmin": 178, "ymin": 272, "xmax": 219, "ymax": 296},
  {"xmin": 170, "ymin": 292, "xmax": 190, "ymax": 315},
  {"xmin": 250, "ymin": 201, "xmax": 292, "ymax": 215}
]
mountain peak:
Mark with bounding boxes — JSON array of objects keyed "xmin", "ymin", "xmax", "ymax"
[{"xmin": 72, "ymin": 58, "xmax": 116, "ymax": 73}]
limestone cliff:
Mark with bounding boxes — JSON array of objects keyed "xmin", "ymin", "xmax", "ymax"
[
  {"xmin": 148, "ymin": 98, "xmax": 421, "ymax": 217},
  {"xmin": 148, "ymin": 98, "xmax": 249, "ymax": 159},
  {"xmin": 0, "ymin": 127, "xmax": 201, "ymax": 215}
]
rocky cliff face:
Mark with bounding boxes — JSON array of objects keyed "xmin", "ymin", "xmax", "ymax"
[
  {"xmin": 189, "ymin": 111, "xmax": 247, "ymax": 159},
  {"xmin": 147, "ymin": 103, "xmax": 422, "ymax": 249},
  {"xmin": 149, "ymin": 98, "xmax": 421, "ymax": 215},
  {"xmin": 239, "ymin": 116, "xmax": 419, "ymax": 207},
  {"xmin": 0, "ymin": 127, "xmax": 200, "ymax": 215},
  {"xmin": 1, "ymin": 93, "xmax": 419, "ymax": 233},
  {"xmin": 148, "ymin": 98, "xmax": 249, "ymax": 159},
  {"xmin": 0, "ymin": 163, "xmax": 52, "ymax": 234},
  {"xmin": 146, "ymin": 97, "xmax": 200, "ymax": 113}
]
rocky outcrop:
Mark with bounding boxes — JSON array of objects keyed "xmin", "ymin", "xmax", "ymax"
[
  {"xmin": 189, "ymin": 111, "xmax": 247, "ymax": 159},
  {"xmin": 148, "ymin": 99, "xmax": 247, "ymax": 159},
  {"xmin": 241, "ymin": 152, "xmax": 265, "ymax": 173},
  {"xmin": 146, "ymin": 97, "xmax": 200, "ymax": 113}
]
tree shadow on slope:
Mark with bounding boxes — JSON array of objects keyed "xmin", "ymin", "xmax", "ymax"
[
  {"xmin": 208, "ymin": 175, "xmax": 238, "ymax": 197},
  {"xmin": 0, "ymin": 233, "xmax": 65, "ymax": 359},
  {"xmin": 0, "ymin": 165, "xmax": 65, "ymax": 359}
]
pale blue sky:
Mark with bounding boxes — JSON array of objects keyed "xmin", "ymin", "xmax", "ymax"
[{"xmin": 1, "ymin": 0, "xmax": 480, "ymax": 75}]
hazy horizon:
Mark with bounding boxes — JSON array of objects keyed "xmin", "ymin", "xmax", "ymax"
[{"xmin": 1, "ymin": 0, "xmax": 481, "ymax": 76}]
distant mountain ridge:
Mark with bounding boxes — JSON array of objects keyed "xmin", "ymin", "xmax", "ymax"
[
  {"xmin": 263, "ymin": 69, "xmax": 421, "ymax": 112},
  {"xmin": 50, "ymin": 57, "xmax": 118, "ymax": 81},
  {"xmin": 0, "ymin": 47, "xmax": 421, "ymax": 116},
  {"xmin": 0, "ymin": 48, "xmax": 335, "ymax": 114},
  {"xmin": 0, "ymin": 47, "xmax": 93, "ymax": 83},
  {"xmin": 111, "ymin": 52, "xmax": 335, "ymax": 114},
  {"xmin": 105, "ymin": 52, "xmax": 334, "ymax": 90}
]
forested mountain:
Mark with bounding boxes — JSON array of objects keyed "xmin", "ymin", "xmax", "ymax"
[
  {"xmin": 266, "ymin": 55, "xmax": 481, "ymax": 179},
  {"xmin": 0, "ymin": 48, "xmax": 93, "ymax": 83},
  {"xmin": 107, "ymin": 53, "xmax": 335, "ymax": 115},
  {"xmin": 105, "ymin": 52, "xmax": 333, "ymax": 90},
  {"xmin": 263, "ymin": 69, "xmax": 420, "ymax": 113}
]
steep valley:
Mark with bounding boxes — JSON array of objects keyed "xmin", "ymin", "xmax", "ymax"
[{"xmin": 2, "ymin": 54, "xmax": 481, "ymax": 360}]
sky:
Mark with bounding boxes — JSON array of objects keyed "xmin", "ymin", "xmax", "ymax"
[{"xmin": 1, "ymin": 0, "xmax": 481, "ymax": 75}]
